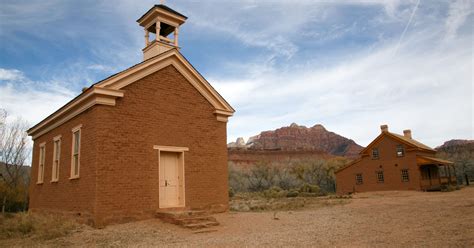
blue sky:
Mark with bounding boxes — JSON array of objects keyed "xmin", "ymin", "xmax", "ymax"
[{"xmin": 0, "ymin": 0, "xmax": 472, "ymax": 147}]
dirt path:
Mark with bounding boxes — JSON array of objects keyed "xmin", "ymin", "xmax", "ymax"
[{"xmin": 6, "ymin": 187, "xmax": 474, "ymax": 247}]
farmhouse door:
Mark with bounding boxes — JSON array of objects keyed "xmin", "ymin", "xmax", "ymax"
[{"xmin": 159, "ymin": 152, "xmax": 180, "ymax": 208}]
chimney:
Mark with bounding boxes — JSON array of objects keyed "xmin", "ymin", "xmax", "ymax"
[
  {"xmin": 380, "ymin": 124, "xmax": 388, "ymax": 133},
  {"xmin": 403, "ymin": 129, "xmax": 412, "ymax": 139}
]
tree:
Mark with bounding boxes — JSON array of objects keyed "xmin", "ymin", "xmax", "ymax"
[{"xmin": 0, "ymin": 109, "xmax": 31, "ymax": 213}]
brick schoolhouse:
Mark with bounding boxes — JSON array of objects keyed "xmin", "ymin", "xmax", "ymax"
[
  {"xmin": 335, "ymin": 125, "xmax": 456, "ymax": 194},
  {"xmin": 27, "ymin": 5, "xmax": 234, "ymax": 226}
]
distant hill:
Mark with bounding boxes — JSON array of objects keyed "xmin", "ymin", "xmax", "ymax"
[
  {"xmin": 436, "ymin": 139, "xmax": 474, "ymax": 151},
  {"xmin": 228, "ymin": 123, "xmax": 363, "ymax": 158},
  {"xmin": 436, "ymin": 139, "xmax": 474, "ymax": 183}
]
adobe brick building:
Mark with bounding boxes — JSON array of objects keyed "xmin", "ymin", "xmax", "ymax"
[
  {"xmin": 27, "ymin": 5, "xmax": 234, "ymax": 226},
  {"xmin": 335, "ymin": 125, "xmax": 456, "ymax": 194}
]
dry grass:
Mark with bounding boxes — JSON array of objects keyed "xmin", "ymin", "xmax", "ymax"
[
  {"xmin": 0, "ymin": 212, "xmax": 81, "ymax": 241},
  {"xmin": 230, "ymin": 192, "xmax": 349, "ymax": 212}
]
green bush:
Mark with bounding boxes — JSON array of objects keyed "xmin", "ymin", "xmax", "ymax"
[
  {"xmin": 228, "ymin": 187, "xmax": 235, "ymax": 198},
  {"xmin": 262, "ymin": 186, "xmax": 287, "ymax": 198},
  {"xmin": 299, "ymin": 183, "xmax": 320, "ymax": 194},
  {"xmin": 286, "ymin": 190, "xmax": 299, "ymax": 198}
]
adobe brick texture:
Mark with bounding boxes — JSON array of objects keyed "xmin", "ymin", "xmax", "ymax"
[
  {"xmin": 336, "ymin": 134, "xmax": 436, "ymax": 195},
  {"xmin": 29, "ymin": 65, "xmax": 229, "ymax": 226}
]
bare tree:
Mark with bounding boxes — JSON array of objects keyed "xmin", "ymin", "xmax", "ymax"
[{"xmin": 0, "ymin": 109, "xmax": 31, "ymax": 213}]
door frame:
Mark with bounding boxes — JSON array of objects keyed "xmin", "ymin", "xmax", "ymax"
[{"xmin": 153, "ymin": 145, "xmax": 188, "ymax": 209}]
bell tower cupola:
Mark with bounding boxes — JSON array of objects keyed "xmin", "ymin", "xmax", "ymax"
[{"xmin": 137, "ymin": 4, "xmax": 187, "ymax": 60}]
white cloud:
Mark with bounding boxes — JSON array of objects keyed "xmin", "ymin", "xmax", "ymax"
[
  {"xmin": 0, "ymin": 68, "xmax": 75, "ymax": 126},
  {"xmin": 444, "ymin": 0, "xmax": 473, "ymax": 41},
  {"xmin": 0, "ymin": 68, "xmax": 25, "ymax": 81}
]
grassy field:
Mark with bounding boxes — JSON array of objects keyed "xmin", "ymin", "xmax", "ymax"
[{"xmin": 2, "ymin": 186, "xmax": 473, "ymax": 247}]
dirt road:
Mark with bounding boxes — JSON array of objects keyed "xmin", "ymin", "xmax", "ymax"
[{"xmin": 7, "ymin": 187, "xmax": 474, "ymax": 247}]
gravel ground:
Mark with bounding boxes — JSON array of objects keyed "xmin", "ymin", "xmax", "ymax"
[{"xmin": 5, "ymin": 186, "xmax": 474, "ymax": 247}]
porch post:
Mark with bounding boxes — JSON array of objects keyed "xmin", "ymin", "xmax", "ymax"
[
  {"xmin": 452, "ymin": 165, "xmax": 456, "ymax": 185},
  {"xmin": 447, "ymin": 164, "xmax": 452, "ymax": 184},
  {"xmin": 438, "ymin": 165, "xmax": 442, "ymax": 185}
]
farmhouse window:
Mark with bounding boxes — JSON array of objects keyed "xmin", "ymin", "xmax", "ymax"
[
  {"xmin": 355, "ymin": 173, "xmax": 363, "ymax": 185},
  {"xmin": 37, "ymin": 143, "xmax": 46, "ymax": 184},
  {"xmin": 376, "ymin": 171, "xmax": 384, "ymax": 183},
  {"xmin": 372, "ymin": 148, "xmax": 380, "ymax": 159},
  {"xmin": 396, "ymin": 144, "xmax": 404, "ymax": 157},
  {"xmin": 52, "ymin": 136, "xmax": 61, "ymax": 182},
  {"xmin": 401, "ymin": 169, "xmax": 409, "ymax": 182},
  {"xmin": 71, "ymin": 125, "xmax": 81, "ymax": 179}
]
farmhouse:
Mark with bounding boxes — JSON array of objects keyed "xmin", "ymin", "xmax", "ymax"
[
  {"xmin": 27, "ymin": 5, "xmax": 234, "ymax": 226},
  {"xmin": 336, "ymin": 125, "xmax": 456, "ymax": 194}
]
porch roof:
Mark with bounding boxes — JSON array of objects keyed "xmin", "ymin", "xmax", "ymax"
[{"xmin": 417, "ymin": 156, "xmax": 454, "ymax": 166}]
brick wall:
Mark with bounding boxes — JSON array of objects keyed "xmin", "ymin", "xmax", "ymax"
[
  {"xmin": 29, "ymin": 107, "xmax": 99, "ymax": 224},
  {"xmin": 336, "ymin": 135, "xmax": 434, "ymax": 194}
]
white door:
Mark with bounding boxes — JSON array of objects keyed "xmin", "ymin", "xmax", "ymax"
[{"xmin": 159, "ymin": 152, "xmax": 180, "ymax": 208}]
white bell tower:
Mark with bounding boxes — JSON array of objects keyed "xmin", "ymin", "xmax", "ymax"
[{"xmin": 137, "ymin": 4, "xmax": 187, "ymax": 60}]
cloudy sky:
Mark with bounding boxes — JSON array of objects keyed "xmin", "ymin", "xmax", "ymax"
[{"xmin": 0, "ymin": 0, "xmax": 472, "ymax": 148}]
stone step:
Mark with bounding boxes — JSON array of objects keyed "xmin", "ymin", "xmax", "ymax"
[
  {"xmin": 155, "ymin": 210, "xmax": 220, "ymax": 230},
  {"xmin": 183, "ymin": 221, "xmax": 220, "ymax": 230},
  {"xmin": 176, "ymin": 216, "xmax": 217, "ymax": 225}
]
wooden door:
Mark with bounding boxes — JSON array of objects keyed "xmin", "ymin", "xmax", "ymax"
[{"xmin": 159, "ymin": 152, "xmax": 180, "ymax": 208}]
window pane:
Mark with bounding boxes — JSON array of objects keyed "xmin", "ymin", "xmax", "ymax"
[
  {"xmin": 377, "ymin": 171, "xmax": 384, "ymax": 183},
  {"xmin": 54, "ymin": 161, "xmax": 59, "ymax": 180},
  {"xmin": 356, "ymin": 174, "xmax": 363, "ymax": 184},
  {"xmin": 55, "ymin": 140, "xmax": 61, "ymax": 160},
  {"xmin": 74, "ymin": 132, "xmax": 80, "ymax": 154},
  {"xmin": 401, "ymin": 169, "xmax": 409, "ymax": 182},
  {"xmin": 74, "ymin": 155, "xmax": 79, "ymax": 176}
]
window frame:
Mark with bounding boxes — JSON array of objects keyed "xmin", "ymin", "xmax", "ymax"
[
  {"xmin": 372, "ymin": 148, "xmax": 380, "ymax": 160},
  {"xmin": 51, "ymin": 135, "xmax": 61, "ymax": 183},
  {"xmin": 376, "ymin": 171, "xmax": 384, "ymax": 183},
  {"xmin": 70, "ymin": 125, "xmax": 82, "ymax": 179},
  {"xmin": 37, "ymin": 142, "xmax": 46, "ymax": 184},
  {"xmin": 401, "ymin": 169, "xmax": 409, "ymax": 182},
  {"xmin": 396, "ymin": 144, "xmax": 405, "ymax": 157},
  {"xmin": 355, "ymin": 173, "xmax": 363, "ymax": 185}
]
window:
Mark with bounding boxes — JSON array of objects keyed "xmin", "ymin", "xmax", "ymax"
[
  {"xmin": 52, "ymin": 136, "xmax": 61, "ymax": 182},
  {"xmin": 37, "ymin": 143, "xmax": 46, "ymax": 184},
  {"xmin": 71, "ymin": 125, "xmax": 81, "ymax": 179},
  {"xmin": 396, "ymin": 144, "xmax": 405, "ymax": 157},
  {"xmin": 401, "ymin": 169, "xmax": 409, "ymax": 182},
  {"xmin": 372, "ymin": 148, "xmax": 380, "ymax": 159},
  {"xmin": 376, "ymin": 171, "xmax": 384, "ymax": 183},
  {"xmin": 355, "ymin": 173, "xmax": 363, "ymax": 185}
]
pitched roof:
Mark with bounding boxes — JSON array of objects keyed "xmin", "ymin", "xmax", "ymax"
[
  {"xmin": 359, "ymin": 131, "xmax": 436, "ymax": 155},
  {"xmin": 137, "ymin": 4, "xmax": 188, "ymax": 22},
  {"xmin": 335, "ymin": 158, "xmax": 362, "ymax": 174},
  {"xmin": 390, "ymin": 133, "xmax": 434, "ymax": 151},
  {"xmin": 416, "ymin": 156, "xmax": 453, "ymax": 165}
]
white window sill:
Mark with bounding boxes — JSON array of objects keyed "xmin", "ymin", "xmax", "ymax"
[
  {"xmin": 36, "ymin": 182, "xmax": 44, "ymax": 185},
  {"xmin": 69, "ymin": 176, "xmax": 80, "ymax": 180},
  {"xmin": 51, "ymin": 180, "xmax": 59, "ymax": 183}
]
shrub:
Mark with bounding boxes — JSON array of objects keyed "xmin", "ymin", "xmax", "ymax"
[
  {"xmin": 0, "ymin": 212, "xmax": 80, "ymax": 240},
  {"xmin": 262, "ymin": 186, "xmax": 287, "ymax": 198},
  {"xmin": 299, "ymin": 183, "xmax": 320, "ymax": 194},
  {"xmin": 228, "ymin": 187, "xmax": 235, "ymax": 198},
  {"xmin": 286, "ymin": 190, "xmax": 299, "ymax": 198}
]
